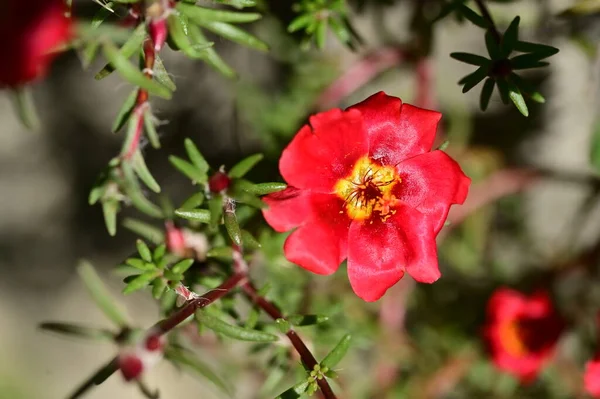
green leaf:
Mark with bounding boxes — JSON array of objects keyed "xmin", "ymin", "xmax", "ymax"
[
  {"xmin": 208, "ymin": 195, "xmax": 224, "ymax": 226},
  {"xmin": 459, "ymin": 66, "xmax": 488, "ymax": 93},
  {"xmin": 496, "ymin": 78, "xmax": 510, "ymax": 104},
  {"xmin": 121, "ymin": 162, "xmax": 164, "ymax": 218},
  {"xmin": 206, "ymin": 246, "xmax": 233, "ymax": 260},
  {"xmin": 315, "ymin": 20, "xmax": 327, "ymax": 50},
  {"xmin": 112, "ymin": 89, "xmax": 138, "ymax": 133},
  {"xmin": 154, "ymin": 244, "xmax": 167, "ymax": 261},
  {"xmin": 480, "ymin": 78, "xmax": 495, "ymax": 111},
  {"xmin": 143, "ymin": 109, "xmax": 161, "ymax": 149},
  {"xmin": 151, "ymin": 277, "xmax": 167, "ymax": 299},
  {"xmin": 169, "ymin": 155, "xmax": 207, "ymax": 184},
  {"xmin": 180, "ymin": 192, "xmax": 205, "ymax": 209},
  {"xmin": 77, "ymin": 261, "xmax": 129, "ymax": 327},
  {"xmin": 275, "ymin": 318, "xmax": 291, "ymax": 334},
  {"xmin": 177, "ymin": 3, "xmax": 261, "ymax": 23},
  {"xmin": 510, "ymin": 53, "xmax": 550, "ymax": 70},
  {"xmin": 450, "ymin": 52, "xmax": 490, "ymax": 66},
  {"xmin": 153, "ymin": 54, "xmax": 176, "ymax": 92},
  {"xmin": 187, "ymin": 24, "xmax": 236, "ymax": 78},
  {"xmin": 275, "ymin": 381, "xmax": 310, "ymax": 399},
  {"xmin": 121, "ymin": 110, "xmax": 142, "ymax": 156},
  {"xmin": 288, "ymin": 13, "xmax": 314, "ymax": 33},
  {"xmin": 39, "ymin": 322, "xmax": 114, "ymax": 341},
  {"xmin": 287, "ymin": 314, "xmax": 329, "ymax": 327},
  {"xmin": 507, "ymin": 80, "xmax": 529, "ymax": 117},
  {"xmin": 485, "ymin": 30, "xmax": 501, "ymax": 59},
  {"xmin": 175, "ymin": 208, "xmax": 212, "ymax": 223},
  {"xmin": 241, "ymin": 230, "xmax": 261, "ymax": 250},
  {"xmin": 125, "ymin": 258, "xmax": 155, "ymax": 271},
  {"xmin": 102, "ymin": 199, "xmax": 120, "ymax": 236},
  {"xmin": 101, "ymin": 41, "xmax": 172, "ymax": 99},
  {"xmin": 165, "ymin": 348, "xmax": 231, "ymax": 394},
  {"xmin": 122, "ymin": 218, "xmax": 164, "ymax": 245},
  {"xmin": 196, "ymin": 310, "xmax": 279, "ymax": 342},
  {"xmin": 10, "ymin": 87, "xmax": 40, "ymax": 131},
  {"xmin": 184, "ymin": 138, "xmax": 210, "ymax": 177},
  {"xmin": 510, "ymin": 72, "xmax": 545, "ymax": 103},
  {"xmin": 590, "ymin": 123, "xmax": 600, "ymax": 173},
  {"xmin": 513, "ymin": 41, "xmax": 559, "ymax": 58},
  {"xmin": 123, "ymin": 270, "xmax": 162, "ymax": 294},
  {"xmin": 67, "ymin": 357, "xmax": 119, "ymax": 399},
  {"xmin": 321, "ymin": 334, "xmax": 351, "ymax": 369},
  {"xmin": 200, "ymin": 21, "xmax": 269, "ymax": 52},
  {"xmin": 224, "ymin": 208, "xmax": 242, "ymax": 246},
  {"xmin": 500, "ymin": 16, "xmax": 520, "ymax": 57},
  {"xmin": 459, "ymin": 4, "xmax": 488, "ymax": 29},
  {"xmin": 245, "ymin": 182, "xmax": 287, "ymax": 195},
  {"xmin": 230, "ymin": 190, "xmax": 267, "ymax": 209},
  {"xmin": 163, "ymin": 270, "xmax": 184, "ymax": 282},
  {"xmin": 171, "ymin": 258, "xmax": 195, "ymax": 274},
  {"xmin": 136, "ymin": 239, "xmax": 152, "ymax": 262},
  {"xmin": 167, "ymin": 14, "xmax": 214, "ymax": 59},
  {"xmin": 96, "ymin": 24, "xmax": 145, "ymax": 80},
  {"xmin": 215, "ymin": 0, "xmax": 256, "ymax": 8},
  {"xmin": 132, "ymin": 151, "xmax": 161, "ymax": 193}
]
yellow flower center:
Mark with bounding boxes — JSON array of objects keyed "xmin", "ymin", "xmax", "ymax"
[
  {"xmin": 334, "ymin": 156, "xmax": 401, "ymax": 222},
  {"xmin": 499, "ymin": 320, "xmax": 526, "ymax": 357}
]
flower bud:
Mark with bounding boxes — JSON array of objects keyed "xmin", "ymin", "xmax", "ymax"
[
  {"xmin": 149, "ymin": 18, "xmax": 168, "ymax": 52},
  {"xmin": 118, "ymin": 353, "xmax": 144, "ymax": 381},
  {"xmin": 165, "ymin": 221, "xmax": 186, "ymax": 256},
  {"xmin": 209, "ymin": 171, "xmax": 231, "ymax": 194}
]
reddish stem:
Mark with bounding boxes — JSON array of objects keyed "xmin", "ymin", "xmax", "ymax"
[
  {"xmin": 124, "ymin": 33, "xmax": 155, "ymax": 159},
  {"xmin": 316, "ymin": 47, "xmax": 405, "ymax": 109},
  {"xmin": 154, "ymin": 272, "xmax": 247, "ymax": 334},
  {"xmin": 241, "ymin": 281, "xmax": 337, "ymax": 399}
]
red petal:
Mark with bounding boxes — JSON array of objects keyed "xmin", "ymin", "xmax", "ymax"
[
  {"xmin": 279, "ymin": 108, "xmax": 368, "ymax": 193},
  {"xmin": 283, "ymin": 194, "xmax": 350, "ymax": 275},
  {"xmin": 346, "ymin": 219, "xmax": 406, "ymax": 302},
  {"xmin": 585, "ymin": 360, "xmax": 600, "ymax": 398},
  {"xmin": 348, "ymin": 91, "xmax": 441, "ymax": 165},
  {"xmin": 393, "ymin": 208, "xmax": 442, "ymax": 284},
  {"xmin": 262, "ymin": 187, "xmax": 313, "ymax": 232},
  {"xmin": 396, "ymin": 150, "xmax": 470, "ymax": 234}
]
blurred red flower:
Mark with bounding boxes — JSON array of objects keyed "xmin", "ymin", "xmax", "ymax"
[
  {"xmin": 585, "ymin": 359, "xmax": 600, "ymax": 398},
  {"xmin": 262, "ymin": 92, "xmax": 470, "ymax": 302},
  {"xmin": 484, "ymin": 288, "xmax": 564, "ymax": 383},
  {"xmin": 0, "ymin": 0, "xmax": 72, "ymax": 87}
]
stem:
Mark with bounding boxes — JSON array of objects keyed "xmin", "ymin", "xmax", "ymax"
[
  {"xmin": 68, "ymin": 273, "xmax": 245, "ymax": 399},
  {"xmin": 474, "ymin": 0, "xmax": 501, "ymax": 42},
  {"xmin": 124, "ymin": 12, "xmax": 156, "ymax": 159},
  {"xmin": 154, "ymin": 272, "xmax": 246, "ymax": 334},
  {"xmin": 230, "ymin": 245, "xmax": 336, "ymax": 398},
  {"xmin": 241, "ymin": 281, "xmax": 338, "ymax": 399}
]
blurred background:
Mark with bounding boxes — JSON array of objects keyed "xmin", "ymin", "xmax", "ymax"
[{"xmin": 2, "ymin": 0, "xmax": 600, "ymax": 398}]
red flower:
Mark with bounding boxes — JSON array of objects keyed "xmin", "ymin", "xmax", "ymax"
[
  {"xmin": 585, "ymin": 359, "xmax": 600, "ymax": 398},
  {"xmin": 483, "ymin": 288, "xmax": 564, "ymax": 383},
  {"xmin": 0, "ymin": 0, "xmax": 72, "ymax": 87},
  {"xmin": 262, "ymin": 92, "xmax": 470, "ymax": 301}
]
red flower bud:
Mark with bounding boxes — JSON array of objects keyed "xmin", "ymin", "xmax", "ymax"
[
  {"xmin": 118, "ymin": 353, "xmax": 144, "ymax": 381},
  {"xmin": 149, "ymin": 18, "xmax": 168, "ymax": 52},
  {"xmin": 209, "ymin": 171, "xmax": 231, "ymax": 193},
  {"xmin": 165, "ymin": 221, "xmax": 186, "ymax": 256},
  {"xmin": 0, "ymin": 0, "xmax": 72, "ymax": 87},
  {"xmin": 144, "ymin": 334, "xmax": 164, "ymax": 352}
]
